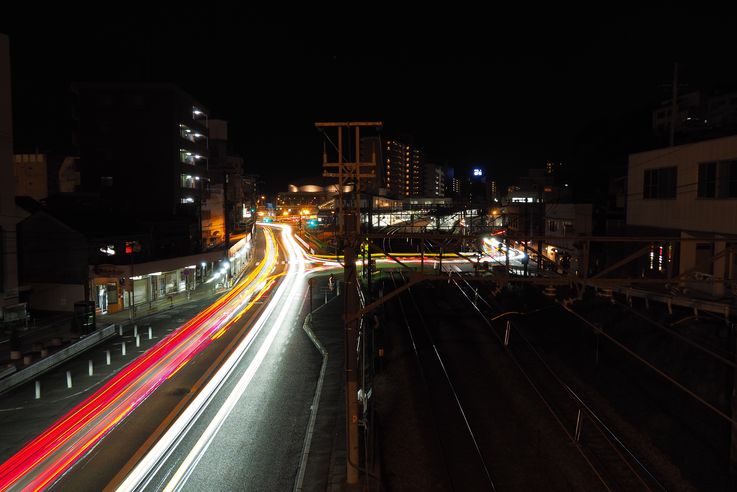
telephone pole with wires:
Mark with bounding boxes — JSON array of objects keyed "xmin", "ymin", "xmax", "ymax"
[
  {"xmin": 316, "ymin": 121, "xmax": 381, "ymax": 486},
  {"xmin": 670, "ymin": 62, "xmax": 679, "ymax": 147}
]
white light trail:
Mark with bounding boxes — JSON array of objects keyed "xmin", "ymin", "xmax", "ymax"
[{"xmin": 117, "ymin": 224, "xmax": 305, "ymax": 492}]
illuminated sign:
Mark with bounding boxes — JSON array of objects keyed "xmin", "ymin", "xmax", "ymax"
[{"xmin": 473, "ymin": 168, "xmax": 483, "ymax": 176}]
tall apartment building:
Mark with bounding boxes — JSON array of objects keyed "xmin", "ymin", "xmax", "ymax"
[
  {"xmin": 383, "ymin": 139, "xmax": 423, "ymax": 197},
  {"xmin": 361, "ymin": 136, "xmax": 440, "ymax": 198},
  {"xmin": 74, "ymin": 83, "xmax": 209, "ymax": 254},
  {"xmin": 487, "ymin": 179, "xmax": 498, "ymax": 202}
]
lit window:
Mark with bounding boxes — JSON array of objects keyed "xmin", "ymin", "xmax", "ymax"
[{"xmin": 181, "ymin": 174, "xmax": 197, "ymax": 188}]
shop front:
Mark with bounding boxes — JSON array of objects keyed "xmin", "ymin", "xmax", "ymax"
[{"xmin": 91, "ymin": 265, "xmax": 126, "ymax": 315}]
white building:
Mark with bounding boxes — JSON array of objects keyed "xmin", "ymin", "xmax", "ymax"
[{"xmin": 627, "ymin": 135, "xmax": 737, "ymax": 297}]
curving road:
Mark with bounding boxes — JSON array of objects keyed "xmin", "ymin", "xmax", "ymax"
[
  {"xmin": 115, "ymin": 222, "xmax": 311, "ymax": 491},
  {"xmin": 0, "ymin": 224, "xmax": 315, "ymax": 491}
]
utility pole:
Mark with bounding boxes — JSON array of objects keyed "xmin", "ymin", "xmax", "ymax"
[
  {"xmin": 317, "ymin": 121, "xmax": 381, "ymax": 486},
  {"xmin": 670, "ymin": 62, "xmax": 679, "ymax": 147},
  {"xmin": 224, "ymin": 171, "xmax": 231, "ymax": 253}
]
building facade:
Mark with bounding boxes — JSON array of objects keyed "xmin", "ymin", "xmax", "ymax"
[
  {"xmin": 542, "ymin": 203, "xmax": 593, "ymax": 274},
  {"xmin": 13, "ymin": 153, "xmax": 48, "ymax": 200},
  {"xmin": 383, "ymin": 139, "xmax": 423, "ymax": 197},
  {"xmin": 74, "ymin": 83, "xmax": 210, "ymax": 254},
  {"xmin": 422, "ymin": 163, "xmax": 444, "ymax": 197},
  {"xmin": 627, "ymin": 134, "xmax": 737, "ymax": 297},
  {"xmin": 206, "ymin": 119, "xmax": 249, "ymax": 245},
  {"xmin": 653, "ymin": 89, "xmax": 737, "ymax": 143}
]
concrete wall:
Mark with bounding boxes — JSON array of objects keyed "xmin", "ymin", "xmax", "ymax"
[{"xmin": 627, "ymin": 134, "xmax": 737, "ymax": 234}]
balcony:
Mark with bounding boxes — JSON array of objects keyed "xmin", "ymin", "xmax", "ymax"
[
  {"xmin": 179, "ymin": 123, "xmax": 208, "ymax": 144},
  {"xmin": 179, "ymin": 149, "xmax": 208, "ymax": 167}
]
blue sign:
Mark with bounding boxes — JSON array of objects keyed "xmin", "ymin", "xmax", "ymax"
[{"xmin": 473, "ymin": 168, "xmax": 483, "ymax": 176}]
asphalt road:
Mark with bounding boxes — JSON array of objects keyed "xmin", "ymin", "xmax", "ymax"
[
  {"xmin": 0, "ymin": 224, "xmax": 326, "ymax": 492},
  {"xmin": 47, "ymin": 224, "xmax": 322, "ymax": 492}
]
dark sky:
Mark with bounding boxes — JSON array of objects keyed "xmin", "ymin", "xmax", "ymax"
[{"xmin": 3, "ymin": 6, "xmax": 737, "ymax": 194}]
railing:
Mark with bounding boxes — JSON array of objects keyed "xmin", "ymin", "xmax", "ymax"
[{"xmin": 0, "ymin": 324, "xmax": 117, "ymax": 394}]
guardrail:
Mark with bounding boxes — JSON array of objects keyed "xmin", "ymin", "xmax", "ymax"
[
  {"xmin": 0, "ymin": 323, "xmax": 118, "ymax": 394},
  {"xmin": 0, "ymin": 365, "xmax": 16, "ymax": 380}
]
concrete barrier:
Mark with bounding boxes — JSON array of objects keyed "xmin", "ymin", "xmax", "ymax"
[
  {"xmin": 0, "ymin": 324, "xmax": 117, "ymax": 395},
  {"xmin": 0, "ymin": 366, "xmax": 16, "ymax": 380}
]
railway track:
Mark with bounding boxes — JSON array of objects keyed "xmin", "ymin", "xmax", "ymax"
[{"xmin": 450, "ymin": 274, "xmax": 666, "ymax": 492}]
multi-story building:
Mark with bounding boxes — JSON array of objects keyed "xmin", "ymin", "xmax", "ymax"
[
  {"xmin": 652, "ymin": 91, "xmax": 705, "ymax": 138},
  {"xmin": 207, "ymin": 119, "xmax": 249, "ymax": 245},
  {"xmin": 486, "ymin": 179, "xmax": 498, "ymax": 203},
  {"xmin": 546, "ymin": 161, "xmax": 564, "ymax": 177},
  {"xmin": 13, "ymin": 153, "xmax": 83, "ymax": 199},
  {"xmin": 652, "ymin": 89, "xmax": 737, "ymax": 143},
  {"xmin": 422, "ymin": 163, "xmax": 444, "ymax": 197},
  {"xmin": 382, "ymin": 139, "xmax": 423, "ymax": 197},
  {"xmin": 201, "ymin": 182, "xmax": 225, "ymax": 249},
  {"xmin": 442, "ymin": 166, "xmax": 462, "ymax": 198},
  {"xmin": 73, "ymin": 83, "xmax": 209, "ymax": 254},
  {"xmin": 361, "ymin": 136, "xmax": 432, "ymax": 198},
  {"xmin": 241, "ymin": 174, "xmax": 260, "ymax": 223},
  {"xmin": 542, "ymin": 203, "xmax": 593, "ymax": 274},
  {"xmin": 627, "ymin": 134, "xmax": 737, "ymax": 297}
]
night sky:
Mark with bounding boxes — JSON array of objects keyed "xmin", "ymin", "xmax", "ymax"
[{"xmin": 3, "ymin": 6, "xmax": 737, "ymax": 195}]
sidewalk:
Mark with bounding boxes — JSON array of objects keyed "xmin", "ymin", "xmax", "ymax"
[
  {"xmin": 300, "ymin": 273, "xmax": 372, "ymax": 492},
  {"xmin": 0, "ymin": 281, "xmax": 238, "ymax": 463}
]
